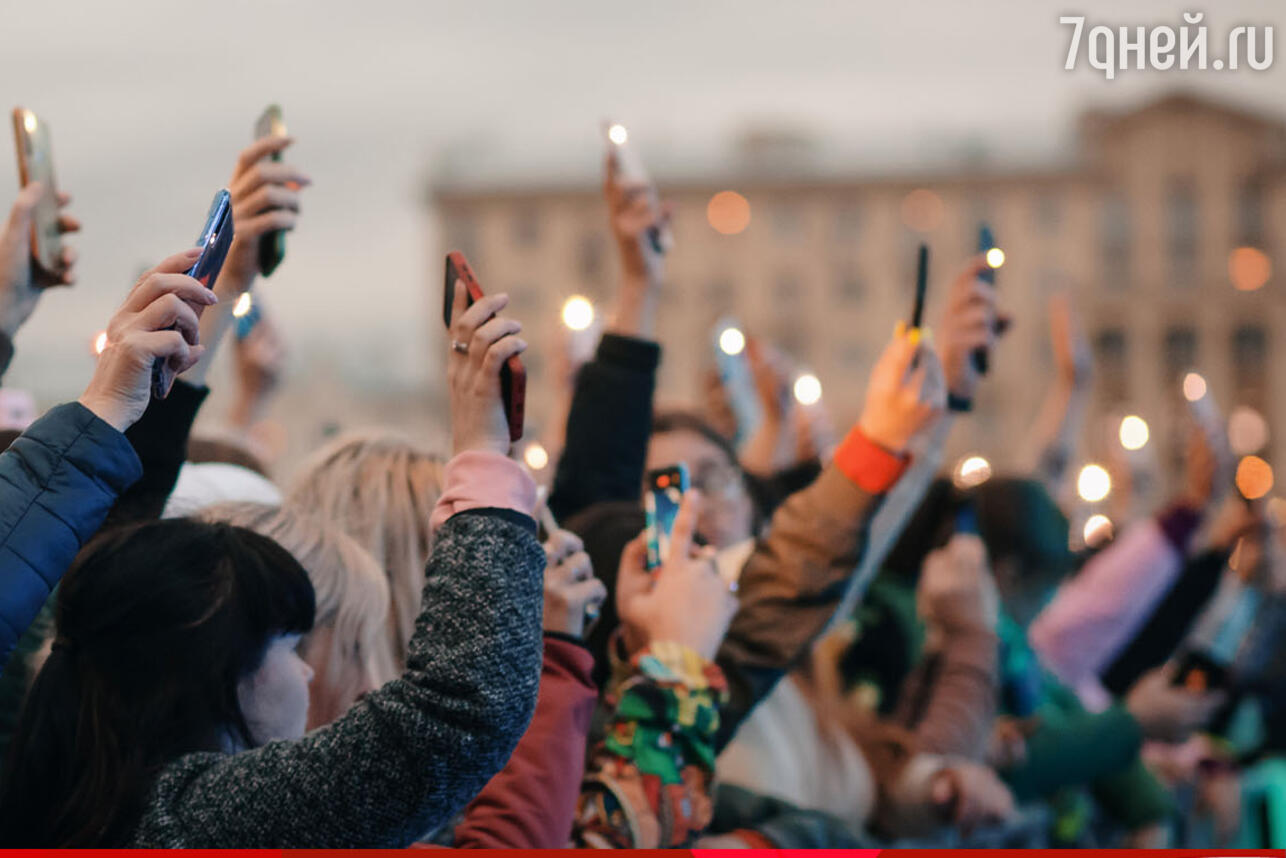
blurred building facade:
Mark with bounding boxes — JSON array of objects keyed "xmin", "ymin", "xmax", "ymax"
[{"xmin": 430, "ymin": 93, "xmax": 1286, "ymax": 502}]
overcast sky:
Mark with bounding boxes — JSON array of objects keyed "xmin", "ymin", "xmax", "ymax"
[{"xmin": 0, "ymin": 0, "xmax": 1281, "ymax": 400}]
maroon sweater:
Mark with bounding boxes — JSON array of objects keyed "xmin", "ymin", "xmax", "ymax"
[{"xmin": 447, "ymin": 634, "xmax": 598, "ymax": 848}]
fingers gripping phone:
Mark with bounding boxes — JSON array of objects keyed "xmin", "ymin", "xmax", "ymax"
[
  {"xmin": 442, "ymin": 250, "xmax": 526, "ymax": 443},
  {"xmin": 151, "ymin": 190, "xmax": 234, "ymax": 399},
  {"xmin": 11, "ymin": 108, "xmax": 64, "ymax": 281},
  {"xmin": 254, "ymin": 105, "xmax": 288, "ymax": 276},
  {"xmin": 645, "ymin": 464, "xmax": 689, "ymax": 570}
]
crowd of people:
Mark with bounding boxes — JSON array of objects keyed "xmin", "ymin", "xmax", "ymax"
[{"xmin": 0, "ymin": 114, "xmax": 1281, "ymax": 849}]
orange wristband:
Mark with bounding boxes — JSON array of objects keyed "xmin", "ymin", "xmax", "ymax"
[{"xmin": 834, "ymin": 425, "xmax": 910, "ymax": 494}]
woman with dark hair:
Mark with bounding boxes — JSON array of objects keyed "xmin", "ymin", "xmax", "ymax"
[{"xmin": 0, "ymin": 281, "xmax": 545, "ymax": 847}]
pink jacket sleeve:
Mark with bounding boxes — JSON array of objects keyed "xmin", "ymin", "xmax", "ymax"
[
  {"xmin": 450, "ymin": 635, "xmax": 598, "ymax": 848},
  {"xmin": 1029, "ymin": 505, "xmax": 1199, "ymax": 708}
]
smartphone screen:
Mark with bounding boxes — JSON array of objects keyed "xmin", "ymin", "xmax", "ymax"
[
  {"xmin": 713, "ymin": 317, "xmax": 762, "ymax": 445},
  {"xmin": 442, "ymin": 251, "xmax": 526, "ymax": 442},
  {"xmin": 151, "ymin": 190, "xmax": 234, "ymax": 398},
  {"xmin": 911, "ymin": 243, "xmax": 929, "ymax": 328},
  {"xmin": 254, "ymin": 105, "xmax": 287, "ymax": 276},
  {"xmin": 644, "ymin": 464, "xmax": 689, "ymax": 570},
  {"xmin": 11, "ymin": 109, "xmax": 63, "ymax": 279}
]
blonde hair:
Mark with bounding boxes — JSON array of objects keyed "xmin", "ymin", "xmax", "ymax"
[
  {"xmin": 198, "ymin": 502, "xmax": 396, "ymax": 690},
  {"xmin": 286, "ymin": 430, "xmax": 445, "ymax": 670}
]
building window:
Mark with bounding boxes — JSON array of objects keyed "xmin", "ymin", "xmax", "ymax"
[
  {"xmin": 445, "ymin": 214, "xmax": 479, "ymax": 261},
  {"xmin": 1166, "ymin": 181, "xmax": 1199, "ymax": 288},
  {"xmin": 772, "ymin": 204, "xmax": 803, "ymax": 241},
  {"xmin": 512, "ymin": 207, "xmax": 540, "ymax": 247},
  {"xmin": 705, "ymin": 279, "xmax": 733, "ymax": 306},
  {"xmin": 835, "ymin": 270, "xmax": 863, "ymax": 304},
  {"xmin": 1033, "ymin": 192, "xmax": 1062, "ymax": 233},
  {"xmin": 1094, "ymin": 327, "xmax": 1129, "ymax": 402},
  {"xmin": 775, "ymin": 274, "xmax": 799, "ymax": 306},
  {"xmin": 834, "ymin": 201, "xmax": 861, "ymax": 241},
  {"xmin": 577, "ymin": 232, "xmax": 606, "ymax": 286},
  {"xmin": 1232, "ymin": 324, "xmax": 1269, "ymax": 401},
  {"xmin": 1163, "ymin": 326, "xmax": 1198, "ymax": 382},
  {"xmin": 1237, "ymin": 180, "xmax": 1265, "ymax": 247},
  {"xmin": 1100, "ymin": 192, "xmax": 1131, "ymax": 290}
]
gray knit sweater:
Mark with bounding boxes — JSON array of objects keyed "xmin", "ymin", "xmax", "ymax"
[{"xmin": 129, "ymin": 509, "xmax": 544, "ymax": 847}]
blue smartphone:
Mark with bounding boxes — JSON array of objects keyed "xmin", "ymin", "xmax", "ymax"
[
  {"xmin": 713, "ymin": 317, "xmax": 761, "ymax": 445},
  {"xmin": 644, "ymin": 463, "xmax": 689, "ymax": 570},
  {"xmin": 150, "ymin": 189, "xmax": 234, "ymax": 399},
  {"xmin": 235, "ymin": 299, "xmax": 262, "ymax": 341},
  {"xmin": 974, "ymin": 223, "xmax": 996, "ymax": 374}
]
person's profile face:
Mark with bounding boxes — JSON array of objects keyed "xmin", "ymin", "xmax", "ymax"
[
  {"xmin": 236, "ymin": 633, "xmax": 314, "ymax": 746},
  {"xmin": 646, "ymin": 428, "xmax": 754, "ymax": 549}
]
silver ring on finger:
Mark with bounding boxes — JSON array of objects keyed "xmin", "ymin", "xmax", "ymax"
[{"xmin": 451, "ymin": 340, "xmax": 469, "ymax": 355}]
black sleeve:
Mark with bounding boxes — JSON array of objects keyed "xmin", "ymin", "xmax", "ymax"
[
  {"xmin": 0, "ymin": 332, "xmax": 14, "ymax": 385},
  {"xmin": 102, "ymin": 379, "xmax": 209, "ymax": 528},
  {"xmin": 548, "ymin": 333, "xmax": 660, "ymax": 523},
  {"xmin": 744, "ymin": 458, "xmax": 823, "ymax": 521}
]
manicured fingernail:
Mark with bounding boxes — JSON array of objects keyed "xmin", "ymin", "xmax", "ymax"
[
  {"xmin": 186, "ymin": 247, "xmax": 202, "ymax": 255},
  {"xmin": 205, "ymin": 291, "xmax": 219, "ymax": 304},
  {"xmin": 895, "ymin": 321, "xmax": 907, "ymax": 338},
  {"xmin": 908, "ymin": 327, "xmax": 922, "ymax": 346}
]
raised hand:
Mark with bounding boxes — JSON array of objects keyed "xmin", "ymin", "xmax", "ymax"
[
  {"xmin": 543, "ymin": 528, "xmax": 606, "ymax": 638},
  {"xmin": 858, "ymin": 325, "xmax": 946, "ymax": 454},
  {"xmin": 0, "ymin": 183, "xmax": 81, "ymax": 338},
  {"xmin": 219, "ymin": 136, "xmax": 310, "ymax": 297},
  {"xmin": 79, "ymin": 249, "xmax": 216, "ymax": 431},
  {"xmin": 447, "ymin": 281, "xmax": 527, "ymax": 455},
  {"xmin": 937, "ymin": 256, "xmax": 1007, "ymax": 402},
  {"xmin": 616, "ymin": 491, "xmax": 739, "ymax": 660}
]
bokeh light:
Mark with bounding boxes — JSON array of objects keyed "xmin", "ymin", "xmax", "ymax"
[
  {"xmin": 1236, "ymin": 455, "xmax": 1274, "ymax": 500},
  {"xmin": 900, "ymin": 189, "xmax": 944, "ymax": 232},
  {"xmin": 985, "ymin": 247, "xmax": 1005, "ymax": 269},
  {"xmin": 607, "ymin": 123, "xmax": 628, "ymax": 145},
  {"xmin": 1077, "ymin": 463, "xmax": 1111, "ymax": 503},
  {"xmin": 954, "ymin": 455, "xmax": 993, "ymax": 489},
  {"xmin": 92, "ymin": 330, "xmax": 108, "ymax": 356},
  {"xmin": 718, "ymin": 325, "xmax": 746, "ymax": 356},
  {"xmin": 1119, "ymin": 415, "xmax": 1149, "ymax": 451},
  {"xmin": 561, "ymin": 295, "xmax": 595, "ymax": 331},
  {"xmin": 1083, "ymin": 514, "xmax": 1114, "ymax": 547},
  {"xmin": 793, "ymin": 373, "xmax": 822, "ymax": 406},
  {"xmin": 1229, "ymin": 247, "xmax": 1271, "ymax": 292},
  {"xmin": 232, "ymin": 292, "xmax": 253, "ymax": 318},
  {"xmin": 1182, "ymin": 372, "xmax": 1207, "ymax": 402},
  {"xmin": 1228, "ymin": 406, "xmax": 1269, "ymax": 455},
  {"xmin": 523, "ymin": 441, "xmax": 550, "ymax": 471},
  {"xmin": 707, "ymin": 191, "xmax": 751, "ymax": 235}
]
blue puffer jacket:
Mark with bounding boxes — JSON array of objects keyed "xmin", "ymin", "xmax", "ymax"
[{"xmin": 0, "ymin": 402, "xmax": 141, "ymax": 663}]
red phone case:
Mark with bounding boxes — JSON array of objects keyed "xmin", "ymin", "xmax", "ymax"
[{"xmin": 444, "ymin": 251, "xmax": 526, "ymax": 443}]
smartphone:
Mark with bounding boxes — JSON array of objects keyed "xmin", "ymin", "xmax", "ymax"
[
  {"xmin": 911, "ymin": 243, "xmax": 929, "ymax": 328},
  {"xmin": 10, "ymin": 108, "xmax": 64, "ymax": 281},
  {"xmin": 443, "ymin": 250, "xmax": 526, "ymax": 443},
  {"xmin": 151, "ymin": 190, "xmax": 235, "ymax": 399},
  {"xmin": 235, "ymin": 298, "xmax": 262, "ymax": 341},
  {"xmin": 603, "ymin": 120, "xmax": 672, "ymax": 255},
  {"xmin": 644, "ymin": 464, "xmax": 689, "ymax": 570},
  {"xmin": 713, "ymin": 316, "xmax": 761, "ymax": 445},
  {"xmin": 254, "ymin": 105, "xmax": 288, "ymax": 277},
  {"xmin": 974, "ymin": 223, "xmax": 997, "ymax": 374}
]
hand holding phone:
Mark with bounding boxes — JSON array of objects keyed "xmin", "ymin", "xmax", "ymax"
[
  {"xmin": 644, "ymin": 464, "xmax": 689, "ymax": 570},
  {"xmin": 151, "ymin": 190, "xmax": 234, "ymax": 399},
  {"xmin": 603, "ymin": 121, "xmax": 672, "ymax": 257},
  {"xmin": 10, "ymin": 108, "xmax": 76, "ymax": 285},
  {"xmin": 443, "ymin": 251, "xmax": 526, "ymax": 444},
  {"xmin": 973, "ymin": 224, "xmax": 999, "ymax": 374},
  {"xmin": 712, "ymin": 317, "xmax": 762, "ymax": 445},
  {"xmin": 253, "ymin": 105, "xmax": 289, "ymax": 277}
]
